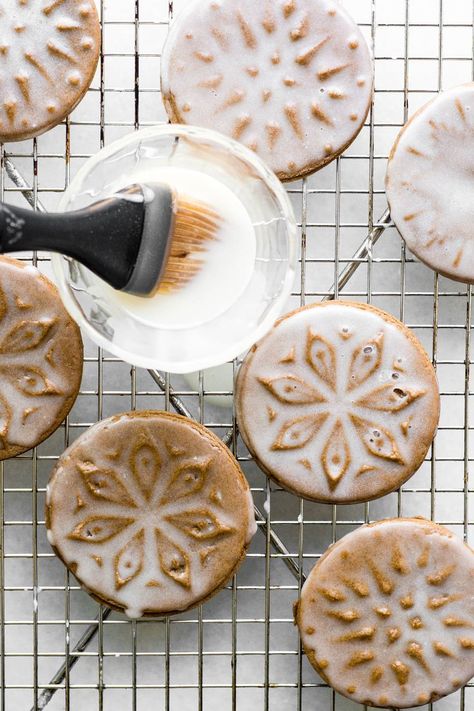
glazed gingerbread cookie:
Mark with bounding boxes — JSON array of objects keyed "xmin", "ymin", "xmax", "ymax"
[
  {"xmin": 0, "ymin": 0, "xmax": 100, "ymax": 142},
  {"xmin": 235, "ymin": 301, "xmax": 439, "ymax": 504},
  {"xmin": 161, "ymin": 0, "xmax": 373, "ymax": 181},
  {"xmin": 0, "ymin": 256, "xmax": 83, "ymax": 459},
  {"xmin": 46, "ymin": 411, "xmax": 257, "ymax": 618},
  {"xmin": 386, "ymin": 83, "xmax": 474, "ymax": 283},
  {"xmin": 295, "ymin": 518, "xmax": 474, "ymax": 708}
]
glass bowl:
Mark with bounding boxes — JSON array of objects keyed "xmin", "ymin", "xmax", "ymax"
[{"xmin": 52, "ymin": 125, "xmax": 297, "ymax": 373}]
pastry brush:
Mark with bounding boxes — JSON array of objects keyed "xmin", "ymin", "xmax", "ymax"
[{"xmin": 0, "ymin": 183, "xmax": 219, "ymax": 296}]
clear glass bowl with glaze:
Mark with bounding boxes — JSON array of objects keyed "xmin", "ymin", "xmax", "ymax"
[{"xmin": 52, "ymin": 125, "xmax": 297, "ymax": 373}]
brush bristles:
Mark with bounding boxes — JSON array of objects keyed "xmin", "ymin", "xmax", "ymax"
[{"xmin": 157, "ymin": 198, "xmax": 220, "ymax": 294}]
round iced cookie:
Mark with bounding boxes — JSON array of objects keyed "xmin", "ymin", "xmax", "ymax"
[
  {"xmin": 0, "ymin": 256, "xmax": 83, "ymax": 459},
  {"xmin": 235, "ymin": 301, "xmax": 439, "ymax": 504},
  {"xmin": 295, "ymin": 518, "xmax": 474, "ymax": 708},
  {"xmin": 386, "ymin": 83, "xmax": 474, "ymax": 283},
  {"xmin": 0, "ymin": 0, "xmax": 100, "ymax": 143},
  {"xmin": 45, "ymin": 411, "xmax": 257, "ymax": 618},
  {"xmin": 161, "ymin": 0, "xmax": 373, "ymax": 181}
]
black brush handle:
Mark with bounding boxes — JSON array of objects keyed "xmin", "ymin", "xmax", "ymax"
[{"xmin": 0, "ymin": 186, "xmax": 146, "ymax": 289}]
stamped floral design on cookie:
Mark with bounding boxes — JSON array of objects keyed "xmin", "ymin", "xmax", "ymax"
[
  {"xmin": 296, "ymin": 519, "xmax": 474, "ymax": 708},
  {"xmin": 69, "ymin": 437, "xmax": 232, "ymax": 591},
  {"xmin": 235, "ymin": 302, "xmax": 439, "ymax": 503},
  {"xmin": 0, "ymin": 307, "xmax": 61, "ymax": 442},
  {"xmin": 46, "ymin": 412, "xmax": 256, "ymax": 618},
  {"xmin": 0, "ymin": 257, "xmax": 82, "ymax": 459},
  {"xmin": 0, "ymin": 0, "xmax": 100, "ymax": 142},
  {"xmin": 161, "ymin": 0, "xmax": 373, "ymax": 180},
  {"xmin": 386, "ymin": 83, "xmax": 474, "ymax": 284},
  {"xmin": 260, "ymin": 327, "xmax": 424, "ymax": 489}
]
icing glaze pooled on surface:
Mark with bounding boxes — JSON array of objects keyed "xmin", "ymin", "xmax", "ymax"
[
  {"xmin": 296, "ymin": 518, "xmax": 474, "ymax": 708},
  {"xmin": 0, "ymin": 256, "xmax": 82, "ymax": 459},
  {"xmin": 386, "ymin": 83, "xmax": 474, "ymax": 283},
  {"xmin": 46, "ymin": 411, "xmax": 256, "ymax": 618},
  {"xmin": 235, "ymin": 301, "xmax": 439, "ymax": 503},
  {"xmin": 161, "ymin": 0, "xmax": 373, "ymax": 181},
  {"xmin": 0, "ymin": 0, "xmax": 100, "ymax": 142}
]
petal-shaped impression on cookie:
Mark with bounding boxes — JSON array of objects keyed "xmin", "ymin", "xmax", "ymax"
[
  {"xmin": 350, "ymin": 414, "xmax": 404, "ymax": 464},
  {"xmin": 258, "ymin": 375, "xmax": 327, "ymax": 404},
  {"xmin": 321, "ymin": 419, "xmax": 350, "ymax": 489},
  {"xmin": 166, "ymin": 509, "xmax": 233, "ymax": 540},
  {"xmin": 68, "ymin": 516, "xmax": 135, "ymax": 544},
  {"xmin": 306, "ymin": 329, "xmax": 336, "ymax": 390},
  {"xmin": 347, "ymin": 332, "xmax": 384, "ymax": 391},
  {"xmin": 10, "ymin": 366, "xmax": 62, "ymax": 396},
  {"xmin": 156, "ymin": 528, "xmax": 191, "ymax": 588},
  {"xmin": 271, "ymin": 412, "xmax": 329, "ymax": 451},
  {"xmin": 114, "ymin": 529, "xmax": 145, "ymax": 590},
  {"xmin": 356, "ymin": 384, "xmax": 425, "ymax": 412},
  {"xmin": 0, "ymin": 317, "xmax": 56, "ymax": 353},
  {"xmin": 160, "ymin": 457, "xmax": 212, "ymax": 505},
  {"xmin": 77, "ymin": 461, "xmax": 137, "ymax": 508},
  {"xmin": 129, "ymin": 433, "xmax": 160, "ymax": 500}
]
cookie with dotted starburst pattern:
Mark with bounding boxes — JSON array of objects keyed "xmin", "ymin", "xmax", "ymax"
[
  {"xmin": 295, "ymin": 518, "xmax": 474, "ymax": 708},
  {"xmin": 0, "ymin": 256, "xmax": 83, "ymax": 459},
  {"xmin": 45, "ymin": 411, "xmax": 257, "ymax": 618},
  {"xmin": 386, "ymin": 83, "xmax": 474, "ymax": 283},
  {"xmin": 160, "ymin": 0, "xmax": 373, "ymax": 181},
  {"xmin": 235, "ymin": 301, "xmax": 439, "ymax": 503},
  {"xmin": 0, "ymin": 0, "xmax": 100, "ymax": 143}
]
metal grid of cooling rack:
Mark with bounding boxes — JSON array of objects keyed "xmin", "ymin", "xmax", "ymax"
[{"xmin": 1, "ymin": 0, "xmax": 474, "ymax": 709}]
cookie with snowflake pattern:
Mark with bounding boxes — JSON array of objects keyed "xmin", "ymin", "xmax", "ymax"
[
  {"xmin": 295, "ymin": 518, "xmax": 474, "ymax": 708},
  {"xmin": 160, "ymin": 0, "xmax": 373, "ymax": 181},
  {"xmin": 0, "ymin": 0, "xmax": 100, "ymax": 142},
  {"xmin": 0, "ymin": 256, "xmax": 82, "ymax": 459},
  {"xmin": 46, "ymin": 411, "xmax": 257, "ymax": 618},
  {"xmin": 235, "ymin": 301, "xmax": 439, "ymax": 503},
  {"xmin": 386, "ymin": 83, "xmax": 474, "ymax": 283}
]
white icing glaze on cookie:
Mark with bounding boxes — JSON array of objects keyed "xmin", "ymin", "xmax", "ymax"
[
  {"xmin": 296, "ymin": 518, "xmax": 474, "ymax": 708},
  {"xmin": 235, "ymin": 302, "xmax": 439, "ymax": 503},
  {"xmin": 0, "ymin": 256, "xmax": 83, "ymax": 458},
  {"xmin": 386, "ymin": 83, "xmax": 474, "ymax": 283},
  {"xmin": 161, "ymin": 0, "xmax": 373, "ymax": 180},
  {"xmin": 0, "ymin": 0, "xmax": 100, "ymax": 142},
  {"xmin": 46, "ymin": 411, "xmax": 256, "ymax": 618}
]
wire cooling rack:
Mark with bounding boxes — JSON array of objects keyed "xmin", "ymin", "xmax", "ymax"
[{"xmin": 1, "ymin": 0, "xmax": 474, "ymax": 709}]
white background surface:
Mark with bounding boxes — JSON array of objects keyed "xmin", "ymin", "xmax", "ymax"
[{"xmin": 2, "ymin": 0, "xmax": 474, "ymax": 709}]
